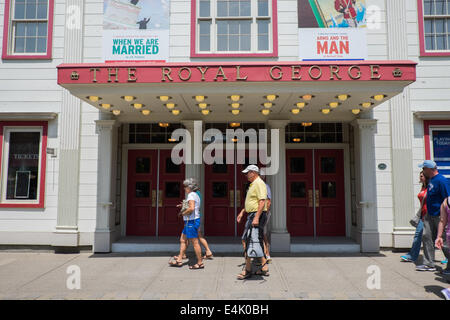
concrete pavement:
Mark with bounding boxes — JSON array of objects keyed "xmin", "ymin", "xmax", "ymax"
[{"xmin": 0, "ymin": 249, "xmax": 448, "ymax": 300}]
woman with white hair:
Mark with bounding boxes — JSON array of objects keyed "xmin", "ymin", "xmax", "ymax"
[{"xmin": 169, "ymin": 178, "xmax": 205, "ymax": 269}]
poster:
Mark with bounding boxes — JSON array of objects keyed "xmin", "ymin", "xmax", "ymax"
[
  {"xmin": 102, "ymin": 0, "xmax": 169, "ymax": 61},
  {"xmin": 298, "ymin": 0, "xmax": 368, "ymax": 60},
  {"xmin": 432, "ymin": 130, "xmax": 450, "ymax": 179}
]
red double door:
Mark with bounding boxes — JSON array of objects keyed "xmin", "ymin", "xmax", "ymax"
[
  {"xmin": 204, "ymin": 155, "xmax": 259, "ymax": 237},
  {"xmin": 286, "ymin": 149, "xmax": 345, "ymax": 237},
  {"xmin": 126, "ymin": 149, "xmax": 185, "ymax": 236}
]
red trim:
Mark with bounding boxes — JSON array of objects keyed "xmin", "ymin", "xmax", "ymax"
[
  {"xmin": 417, "ymin": 0, "xmax": 450, "ymax": 57},
  {"xmin": 424, "ymin": 120, "xmax": 450, "ymax": 159},
  {"xmin": 57, "ymin": 60, "xmax": 417, "ymax": 84},
  {"xmin": 2, "ymin": 0, "xmax": 54, "ymax": 60},
  {"xmin": 190, "ymin": 0, "xmax": 278, "ymax": 58},
  {"xmin": 0, "ymin": 121, "xmax": 47, "ymax": 208}
]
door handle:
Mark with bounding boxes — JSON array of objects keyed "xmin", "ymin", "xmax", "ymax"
[
  {"xmin": 158, "ymin": 190, "xmax": 163, "ymax": 207},
  {"xmin": 315, "ymin": 190, "xmax": 319, "ymax": 207},
  {"xmin": 152, "ymin": 190, "xmax": 156, "ymax": 207},
  {"xmin": 308, "ymin": 190, "xmax": 313, "ymax": 207},
  {"xmin": 230, "ymin": 190, "xmax": 234, "ymax": 207}
]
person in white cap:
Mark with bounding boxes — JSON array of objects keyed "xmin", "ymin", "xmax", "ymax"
[{"xmin": 236, "ymin": 165, "xmax": 268, "ymax": 279}]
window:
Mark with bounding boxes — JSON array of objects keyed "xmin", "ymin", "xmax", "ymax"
[
  {"xmin": 192, "ymin": 0, "xmax": 278, "ymax": 57},
  {"xmin": 0, "ymin": 122, "xmax": 48, "ymax": 208},
  {"xmin": 285, "ymin": 123, "xmax": 343, "ymax": 143},
  {"xmin": 128, "ymin": 123, "xmax": 185, "ymax": 144},
  {"xmin": 2, "ymin": 0, "xmax": 54, "ymax": 59},
  {"xmin": 418, "ymin": 0, "xmax": 450, "ymax": 56}
]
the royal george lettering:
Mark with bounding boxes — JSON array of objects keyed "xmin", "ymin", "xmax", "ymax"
[
  {"xmin": 83, "ymin": 64, "xmax": 394, "ymax": 83},
  {"xmin": 112, "ymin": 38, "xmax": 159, "ymax": 55}
]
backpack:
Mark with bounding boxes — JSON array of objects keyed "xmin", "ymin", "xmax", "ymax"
[{"xmin": 245, "ymin": 226, "xmax": 266, "ymax": 259}]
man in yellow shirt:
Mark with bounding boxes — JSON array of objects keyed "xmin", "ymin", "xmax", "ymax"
[{"xmin": 236, "ymin": 165, "xmax": 268, "ymax": 280}]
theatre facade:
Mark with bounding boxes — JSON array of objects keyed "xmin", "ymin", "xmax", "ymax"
[{"xmin": 0, "ymin": 0, "xmax": 449, "ymax": 253}]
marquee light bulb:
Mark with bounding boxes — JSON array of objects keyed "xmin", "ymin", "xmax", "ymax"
[
  {"xmin": 88, "ymin": 96, "xmax": 100, "ymax": 102},
  {"xmin": 122, "ymin": 95, "xmax": 135, "ymax": 102},
  {"xmin": 329, "ymin": 102, "xmax": 339, "ymax": 108},
  {"xmin": 230, "ymin": 95, "xmax": 241, "ymax": 102},
  {"xmin": 373, "ymin": 94, "xmax": 385, "ymax": 101}
]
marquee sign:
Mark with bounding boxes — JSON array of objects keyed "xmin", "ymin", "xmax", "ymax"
[{"xmin": 57, "ymin": 61, "xmax": 416, "ymax": 85}]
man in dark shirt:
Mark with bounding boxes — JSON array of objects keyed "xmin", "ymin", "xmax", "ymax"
[{"xmin": 416, "ymin": 160, "xmax": 450, "ymax": 271}]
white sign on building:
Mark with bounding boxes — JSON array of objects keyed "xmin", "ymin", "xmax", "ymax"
[{"xmin": 102, "ymin": 0, "xmax": 169, "ymax": 61}]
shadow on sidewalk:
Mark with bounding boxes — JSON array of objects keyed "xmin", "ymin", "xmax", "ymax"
[{"xmin": 424, "ymin": 285, "xmax": 447, "ymax": 299}]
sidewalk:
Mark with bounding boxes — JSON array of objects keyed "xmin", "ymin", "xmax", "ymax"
[{"xmin": 0, "ymin": 249, "xmax": 448, "ymax": 300}]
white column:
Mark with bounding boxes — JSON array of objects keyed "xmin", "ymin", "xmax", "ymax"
[
  {"xmin": 387, "ymin": 0, "xmax": 416, "ymax": 247},
  {"xmin": 52, "ymin": 0, "xmax": 85, "ymax": 248},
  {"xmin": 267, "ymin": 120, "xmax": 290, "ymax": 252},
  {"xmin": 351, "ymin": 119, "xmax": 380, "ymax": 253},
  {"xmin": 94, "ymin": 120, "xmax": 117, "ymax": 253},
  {"xmin": 181, "ymin": 120, "xmax": 204, "ymax": 227}
]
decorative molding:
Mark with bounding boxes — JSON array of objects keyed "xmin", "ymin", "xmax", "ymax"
[
  {"xmin": 0, "ymin": 113, "xmax": 57, "ymax": 121},
  {"xmin": 350, "ymin": 119, "xmax": 377, "ymax": 131},
  {"xmin": 414, "ymin": 111, "xmax": 450, "ymax": 120},
  {"xmin": 95, "ymin": 120, "xmax": 117, "ymax": 133}
]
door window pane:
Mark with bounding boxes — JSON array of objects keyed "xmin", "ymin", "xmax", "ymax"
[
  {"xmin": 136, "ymin": 157, "xmax": 150, "ymax": 173},
  {"xmin": 212, "ymin": 182, "xmax": 227, "ymax": 198},
  {"xmin": 165, "ymin": 158, "xmax": 180, "ymax": 173},
  {"xmin": 321, "ymin": 157, "xmax": 336, "ymax": 173},
  {"xmin": 321, "ymin": 181, "xmax": 337, "ymax": 198},
  {"xmin": 135, "ymin": 182, "xmax": 150, "ymax": 198},
  {"xmin": 212, "ymin": 163, "xmax": 228, "ymax": 173},
  {"xmin": 165, "ymin": 182, "xmax": 181, "ymax": 198},
  {"xmin": 290, "ymin": 157, "xmax": 305, "ymax": 173},
  {"xmin": 291, "ymin": 182, "xmax": 306, "ymax": 198},
  {"xmin": 6, "ymin": 131, "xmax": 40, "ymax": 200}
]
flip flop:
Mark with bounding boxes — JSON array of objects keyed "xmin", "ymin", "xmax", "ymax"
[
  {"xmin": 237, "ymin": 269, "xmax": 252, "ymax": 280},
  {"xmin": 169, "ymin": 260, "xmax": 183, "ymax": 267},
  {"xmin": 189, "ymin": 263, "xmax": 204, "ymax": 270},
  {"xmin": 255, "ymin": 269, "xmax": 270, "ymax": 277},
  {"xmin": 173, "ymin": 255, "xmax": 187, "ymax": 260},
  {"xmin": 203, "ymin": 253, "xmax": 214, "ymax": 260}
]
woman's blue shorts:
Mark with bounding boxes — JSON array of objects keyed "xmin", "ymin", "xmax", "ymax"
[{"xmin": 182, "ymin": 218, "xmax": 200, "ymax": 239}]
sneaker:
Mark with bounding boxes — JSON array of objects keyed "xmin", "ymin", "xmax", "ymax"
[
  {"xmin": 401, "ymin": 255, "xmax": 413, "ymax": 262},
  {"xmin": 416, "ymin": 264, "xmax": 437, "ymax": 272},
  {"xmin": 442, "ymin": 259, "xmax": 448, "ymax": 264},
  {"xmin": 441, "ymin": 288, "xmax": 450, "ymax": 300}
]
